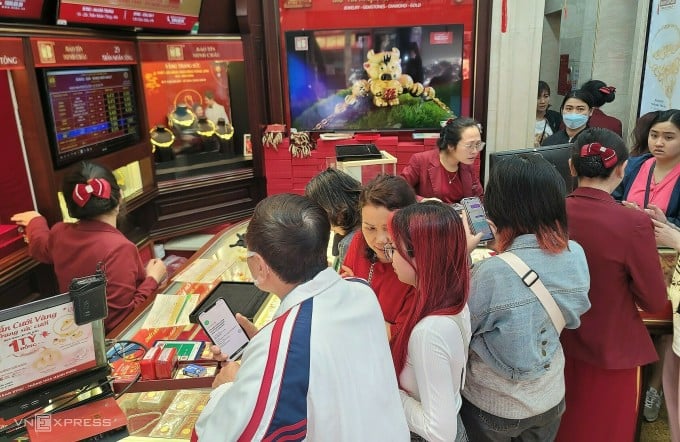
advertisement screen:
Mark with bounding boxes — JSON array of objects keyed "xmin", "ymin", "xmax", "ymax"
[{"xmin": 0, "ymin": 300, "xmax": 99, "ymax": 403}]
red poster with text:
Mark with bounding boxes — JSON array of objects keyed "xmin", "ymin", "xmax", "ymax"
[
  {"xmin": 58, "ymin": 0, "xmax": 201, "ymax": 31},
  {"xmin": 278, "ymin": 0, "xmax": 475, "ymax": 130},
  {"xmin": 31, "ymin": 38, "xmax": 137, "ymax": 67},
  {"xmin": 0, "ymin": 0, "xmax": 44, "ymax": 19},
  {"xmin": 139, "ymin": 40, "xmax": 243, "ymax": 131}
]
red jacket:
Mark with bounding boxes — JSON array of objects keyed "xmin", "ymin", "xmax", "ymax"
[
  {"xmin": 563, "ymin": 187, "xmax": 668, "ymax": 368},
  {"xmin": 400, "ymin": 148, "xmax": 483, "ymax": 204},
  {"xmin": 588, "ymin": 108, "xmax": 622, "ymax": 137},
  {"xmin": 26, "ymin": 217, "xmax": 158, "ymax": 334},
  {"xmin": 342, "ymin": 231, "xmax": 416, "ymax": 342}
]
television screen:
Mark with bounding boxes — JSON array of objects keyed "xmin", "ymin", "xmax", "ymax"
[
  {"xmin": 285, "ymin": 24, "xmax": 463, "ymax": 132},
  {"xmin": 57, "ymin": 0, "xmax": 202, "ymax": 31},
  {"xmin": 488, "ymin": 143, "xmax": 575, "ymax": 193},
  {"xmin": 40, "ymin": 66, "xmax": 141, "ymax": 168},
  {"xmin": 0, "ymin": 293, "xmax": 108, "ymax": 419}
]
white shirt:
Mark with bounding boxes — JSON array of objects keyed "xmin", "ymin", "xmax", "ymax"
[
  {"xmin": 399, "ymin": 306, "xmax": 471, "ymax": 442},
  {"xmin": 194, "ymin": 268, "xmax": 409, "ymax": 441},
  {"xmin": 205, "ymin": 103, "xmax": 229, "ymax": 124}
]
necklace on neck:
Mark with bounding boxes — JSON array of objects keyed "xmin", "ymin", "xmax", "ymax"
[{"xmin": 440, "ymin": 156, "xmax": 459, "ymax": 184}]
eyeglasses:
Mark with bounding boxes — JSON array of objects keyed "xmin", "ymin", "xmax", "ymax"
[
  {"xmin": 383, "ymin": 243, "xmax": 413, "ymax": 260},
  {"xmin": 461, "ymin": 141, "xmax": 486, "ymax": 152}
]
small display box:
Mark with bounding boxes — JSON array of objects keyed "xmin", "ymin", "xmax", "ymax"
[{"xmin": 336, "ymin": 151, "xmax": 397, "ymax": 184}]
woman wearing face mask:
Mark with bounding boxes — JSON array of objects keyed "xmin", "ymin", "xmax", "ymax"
[
  {"xmin": 341, "ymin": 174, "xmax": 418, "ymax": 343},
  {"xmin": 613, "ymin": 109, "xmax": 680, "ymax": 227},
  {"xmin": 541, "ymin": 89, "xmax": 595, "ymax": 146}
]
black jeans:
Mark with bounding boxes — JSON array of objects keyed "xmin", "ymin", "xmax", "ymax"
[{"xmin": 460, "ymin": 397, "xmax": 565, "ymax": 442}]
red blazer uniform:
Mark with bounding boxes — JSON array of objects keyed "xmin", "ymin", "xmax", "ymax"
[
  {"xmin": 400, "ymin": 148, "xmax": 483, "ymax": 204},
  {"xmin": 342, "ymin": 231, "xmax": 416, "ymax": 341},
  {"xmin": 564, "ymin": 187, "xmax": 668, "ymax": 368},
  {"xmin": 26, "ymin": 217, "xmax": 158, "ymax": 334},
  {"xmin": 588, "ymin": 108, "xmax": 623, "ymax": 137}
]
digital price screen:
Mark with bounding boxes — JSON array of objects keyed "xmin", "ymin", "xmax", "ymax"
[{"xmin": 43, "ymin": 66, "xmax": 140, "ymax": 166}]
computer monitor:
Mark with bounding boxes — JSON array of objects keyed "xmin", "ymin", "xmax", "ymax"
[
  {"xmin": 487, "ymin": 143, "xmax": 575, "ymax": 193},
  {"xmin": 0, "ymin": 293, "xmax": 109, "ymax": 422}
]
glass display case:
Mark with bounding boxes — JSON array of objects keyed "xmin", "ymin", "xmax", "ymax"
[{"xmin": 138, "ymin": 37, "xmax": 253, "ymax": 183}]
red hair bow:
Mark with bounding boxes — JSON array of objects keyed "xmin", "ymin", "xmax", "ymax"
[
  {"xmin": 72, "ymin": 178, "xmax": 112, "ymax": 207},
  {"xmin": 580, "ymin": 142, "xmax": 617, "ymax": 168},
  {"xmin": 598, "ymin": 85, "xmax": 616, "ymax": 94}
]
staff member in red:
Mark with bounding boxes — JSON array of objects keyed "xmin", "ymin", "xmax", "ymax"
[
  {"xmin": 12, "ymin": 161, "xmax": 166, "ymax": 333},
  {"xmin": 558, "ymin": 128, "xmax": 668, "ymax": 441},
  {"xmin": 400, "ymin": 117, "xmax": 484, "ymax": 204},
  {"xmin": 341, "ymin": 174, "xmax": 417, "ymax": 343}
]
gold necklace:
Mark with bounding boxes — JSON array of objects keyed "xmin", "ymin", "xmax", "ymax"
[{"xmin": 447, "ymin": 170, "xmax": 458, "ymax": 184}]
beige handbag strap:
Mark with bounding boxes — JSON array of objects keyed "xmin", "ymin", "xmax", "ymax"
[{"xmin": 497, "ymin": 252, "xmax": 566, "ymax": 333}]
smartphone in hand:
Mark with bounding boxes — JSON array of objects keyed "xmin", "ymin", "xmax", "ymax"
[
  {"xmin": 198, "ymin": 298, "xmax": 249, "ymax": 361},
  {"xmin": 461, "ymin": 197, "xmax": 494, "ymax": 242}
]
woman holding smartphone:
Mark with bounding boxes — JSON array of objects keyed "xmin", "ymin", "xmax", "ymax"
[
  {"xmin": 460, "ymin": 154, "xmax": 591, "ymax": 441},
  {"xmin": 388, "ymin": 202, "xmax": 470, "ymax": 441}
]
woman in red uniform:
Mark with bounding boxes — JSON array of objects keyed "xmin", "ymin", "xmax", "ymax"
[
  {"xmin": 581, "ymin": 80, "xmax": 622, "ymax": 136},
  {"xmin": 341, "ymin": 174, "xmax": 417, "ymax": 342},
  {"xmin": 400, "ymin": 117, "xmax": 484, "ymax": 204},
  {"xmin": 558, "ymin": 128, "xmax": 668, "ymax": 441},
  {"xmin": 12, "ymin": 161, "xmax": 166, "ymax": 334}
]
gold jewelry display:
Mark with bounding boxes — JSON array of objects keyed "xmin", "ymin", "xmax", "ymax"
[
  {"xmin": 149, "ymin": 126, "xmax": 175, "ymax": 152},
  {"xmin": 196, "ymin": 117, "xmax": 216, "ymax": 137},
  {"xmin": 215, "ymin": 118, "xmax": 235, "ymax": 140},
  {"xmin": 168, "ymin": 106, "xmax": 197, "ymax": 129}
]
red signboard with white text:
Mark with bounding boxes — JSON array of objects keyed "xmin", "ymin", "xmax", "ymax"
[
  {"xmin": 30, "ymin": 38, "xmax": 137, "ymax": 67},
  {"xmin": 0, "ymin": 0, "xmax": 44, "ymax": 19},
  {"xmin": 0, "ymin": 38, "xmax": 25, "ymax": 70},
  {"xmin": 139, "ymin": 40, "xmax": 243, "ymax": 134},
  {"xmin": 57, "ymin": 0, "xmax": 201, "ymax": 31}
]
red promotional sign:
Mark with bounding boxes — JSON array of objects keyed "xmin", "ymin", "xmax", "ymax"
[
  {"xmin": 0, "ymin": 0, "xmax": 44, "ymax": 19},
  {"xmin": 0, "ymin": 38, "xmax": 25, "ymax": 70},
  {"xmin": 58, "ymin": 0, "xmax": 200, "ymax": 31},
  {"xmin": 139, "ymin": 40, "xmax": 243, "ymax": 134},
  {"xmin": 30, "ymin": 38, "xmax": 137, "ymax": 67},
  {"xmin": 139, "ymin": 40, "xmax": 243, "ymax": 63},
  {"xmin": 279, "ymin": 0, "xmax": 474, "ymax": 31}
]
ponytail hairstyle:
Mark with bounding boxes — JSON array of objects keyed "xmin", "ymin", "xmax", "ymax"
[
  {"xmin": 63, "ymin": 161, "xmax": 121, "ymax": 220},
  {"xmin": 438, "ymin": 117, "xmax": 482, "ymax": 151},
  {"xmin": 571, "ymin": 128, "xmax": 628, "ymax": 179},
  {"xmin": 388, "ymin": 202, "xmax": 469, "ymax": 376}
]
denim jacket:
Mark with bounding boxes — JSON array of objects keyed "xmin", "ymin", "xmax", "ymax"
[{"xmin": 468, "ymin": 235, "xmax": 591, "ymax": 381}]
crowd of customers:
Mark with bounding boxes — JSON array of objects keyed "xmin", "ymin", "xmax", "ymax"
[{"xmin": 15, "ymin": 79, "xmax": 680, "ymax": 441}]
